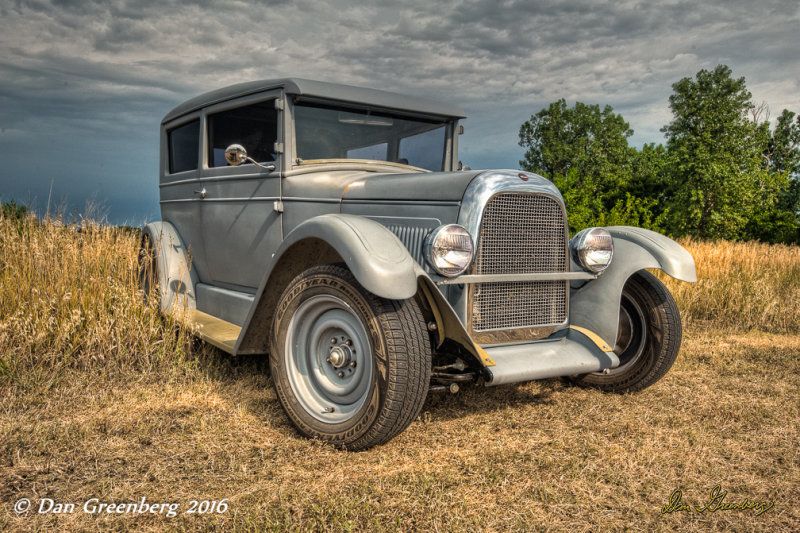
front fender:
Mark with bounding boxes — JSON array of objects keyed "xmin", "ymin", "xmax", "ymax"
[
  {"xmin": 235, "ymin": 214, "xmax": 419, "ymax": 355},
  {"xmin": 281, "ymin": 214, "xmax": 419, "ymax": 299},
  {"xmin": 569, "ymin": 226, "xmax": 696, "ymax": 348}
]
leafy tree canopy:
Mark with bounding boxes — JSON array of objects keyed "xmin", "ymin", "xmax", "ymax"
[
  {"xmin": 518, "ymin": 99, "xmax": 633, "ymax": 187},
  {"xmin": 660, "ymin": 65, "xmax": 781, "ymax": 240},
  {"xmin": 517, "ymin": 64, "xmax": 799, "ymax": 243},
  {"xmin": 518, "ymin": 100, "xmax": 667, "ymax": 233}
]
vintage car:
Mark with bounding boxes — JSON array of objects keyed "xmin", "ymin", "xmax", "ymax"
[{"xmin": 142, "ymin": 78, "xmax": 696, "ymax": 450}]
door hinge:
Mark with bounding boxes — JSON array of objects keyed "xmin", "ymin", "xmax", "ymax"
[
  {"xmin": 273, "ymin": 200, "xmax": 284, "ymax": 213},
  {"xmin": 274, "ymin": 142, "xmax": 284, "ymax": 154}
]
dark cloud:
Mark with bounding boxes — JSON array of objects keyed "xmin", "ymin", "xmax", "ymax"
[{"xmin": 1, "ymin": 0, "xmax": 799, "ymax": 222}]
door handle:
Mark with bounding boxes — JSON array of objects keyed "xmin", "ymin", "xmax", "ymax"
[{"xmin": 194, "ymin": 188, "xmax": 207, "ymax": 199}]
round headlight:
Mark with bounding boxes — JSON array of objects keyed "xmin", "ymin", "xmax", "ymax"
[
  {"xmin": 571, "ymin": 227, "xmax": 614, "ymax": 273},
  {"xmin": 424, "ymin": 224, "xmax": 474, "ymax": 277}
]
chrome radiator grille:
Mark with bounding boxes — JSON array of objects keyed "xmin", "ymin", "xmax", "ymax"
[
  {"xmin": 471, "ymin": 193, "xmax": 568, "ymax": 334},
  {"xmin": 472, "ymin": 281, "xmax": 567, "ymax": 331},
  {"xmin": 474, "ymin": 193, "xmax": 568, "ymax": 274}
]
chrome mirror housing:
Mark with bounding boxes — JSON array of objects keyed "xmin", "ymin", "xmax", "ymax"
[
  {"xmin": 224, "ymin": 144, "xmax": 249, "ymax": 166},
  {"xmin": 224, "ymin": 144, "xmax": 276, "ymax": 171}
]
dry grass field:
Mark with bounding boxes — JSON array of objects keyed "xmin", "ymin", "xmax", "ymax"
[{"xmin": 1, "ymin": 214, "xmax": 798, "ymax": 532}]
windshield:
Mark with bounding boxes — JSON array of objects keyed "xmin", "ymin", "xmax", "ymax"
[{"xmin": 294, "ymin": 102, "xmax": 449, "ymax": 171}]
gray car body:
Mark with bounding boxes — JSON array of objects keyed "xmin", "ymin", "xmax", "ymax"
[{"xmin": 146, "ymin": 78, "xmax": 696, "ymax": 386}]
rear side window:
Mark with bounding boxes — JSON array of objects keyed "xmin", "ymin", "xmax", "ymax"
[
  {"xmin": 207, "ymin": 100, "xmax": 278, "ymax": 167},
  {"xmin": 168, "ymin": 120, "xmax": 200, "ymax": 174}
]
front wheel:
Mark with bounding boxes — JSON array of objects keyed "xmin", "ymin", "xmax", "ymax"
[
  {"xmin": 572, "ymin": 270, "xmax": 682, "ymax": 392},
  {"xmin": 270, "ymin": 264, "xmax": 432, "ymax": 450}
]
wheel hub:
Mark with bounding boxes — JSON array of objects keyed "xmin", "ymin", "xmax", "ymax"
[{"xmin": 328, "ymin": 344, "xmax": 353, "ymax": 368}]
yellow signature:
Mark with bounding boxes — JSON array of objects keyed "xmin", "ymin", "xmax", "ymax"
[{"xmin": 662, "ymin": 485, "xmax": 774, "ymax": 516}]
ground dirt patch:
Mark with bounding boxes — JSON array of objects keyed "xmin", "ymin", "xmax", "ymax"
[{"xmin": 2, "ymin": 327, "xmax": 797, "ymax": 531}]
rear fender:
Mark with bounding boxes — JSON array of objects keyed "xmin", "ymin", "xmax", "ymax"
[{"xmin": 141, "ymin": 221, "xmax": 198, "ymax": 313}]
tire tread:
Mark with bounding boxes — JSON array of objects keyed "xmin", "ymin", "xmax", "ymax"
[{"xmin": 574, "ymin": 270, "xmax": 682, "ymax": 393}]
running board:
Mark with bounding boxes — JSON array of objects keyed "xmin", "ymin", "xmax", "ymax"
[
  {"xmin": 181, "ymin": 309, "xmax": 242, "ymax": 354},
  {"xmin": 483, "ymin": 329, "xmax": 619, "ymax": 386}
]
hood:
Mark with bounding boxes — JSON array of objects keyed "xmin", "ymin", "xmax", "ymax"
[{"xmin": 340, "ymin": 170, "xmax": 484, "ymax": 202}]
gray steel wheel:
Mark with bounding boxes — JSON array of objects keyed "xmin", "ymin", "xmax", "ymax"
[
  {"xmin": 270, "ymin": 264, "xmax": 432, "ymax": 450},
  {"xmin": 572, "ymin": 270, "xmax": 682, "ymax": 392},
  {"xmin": 284, "ymin": 294, "xmax": 373, "ymax": 424},
  {"xmin": 604, "ymin": 287, "xmax": 648, "ymax": 376}
]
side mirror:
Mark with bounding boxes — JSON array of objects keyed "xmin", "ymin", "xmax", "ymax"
[
  {"xmin": 224, "ymin": 144, "xmax": 276, "ymax": 171},
  {"xmin": 224, "ymin": 144, "xmax": 249, "ymax": 166}
]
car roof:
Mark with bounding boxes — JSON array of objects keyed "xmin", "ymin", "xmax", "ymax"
[{"xmin": 162, "ymin": 78, "xmax": 467, "ymax": 124}]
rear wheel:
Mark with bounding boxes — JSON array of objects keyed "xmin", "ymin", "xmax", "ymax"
[
  {"xmin": 270, "ymin": 264, "xmax": 431, "ymax": 450},
  {"xmin": 572, "ymin": 270, "xmax": 682, "ymax": 392}
]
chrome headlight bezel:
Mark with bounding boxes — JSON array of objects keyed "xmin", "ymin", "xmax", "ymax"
[
  {"xmin": 570, "ymin": 227, "xmax": 614, "ymax": 273},
  {"xmin": 423, "ymin": 224, "xmax": 475, "ymax": 277}
]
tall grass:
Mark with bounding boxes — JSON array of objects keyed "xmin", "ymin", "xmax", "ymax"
[
  {"xmin": 1, "ymin": 213, "xmax": 798, "ymax": 388},
  {"xmin": 658, "ymin": 239, "xmax": 800, "ymax": 333},
  {"xmin": 0, "ymin": 213, "xmax": 208, "ymax": 389}
]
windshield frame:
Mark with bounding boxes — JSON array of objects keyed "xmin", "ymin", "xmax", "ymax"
[{"xmin": 288, "ymin": 97, "xmax": 456, "ymax": 172}]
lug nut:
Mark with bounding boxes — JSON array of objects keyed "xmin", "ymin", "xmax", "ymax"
[
  {"xmin": 349, "ymin": 361, "xmax": 357, "ymax": 368},
  {"xmin": 345, "ymin": 339, "xmax": 352, "ymax": 346},
  {"xmin": 326, "ymin": 357, "xmax": 332, "ymax": 363},
  {"xmin": 338, "ymin": 371, "xmax": 345, "ymax": 378},
  {"xmin": 331, "ymin": 338, "xmax": 337, "ymax": 344}
]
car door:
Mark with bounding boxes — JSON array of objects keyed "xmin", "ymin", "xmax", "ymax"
[{"xmin": 197, "ymin": 91, "xmax": 284, "ymax": 290}]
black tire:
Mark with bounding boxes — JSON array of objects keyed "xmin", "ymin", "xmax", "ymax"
[
  {"xmin": 572, "ymin": 270, "xmax": 682, "ymax": 392},
  {"xmin": 270, "ymin": 264, "xmax": 432, "ymax": 450}
]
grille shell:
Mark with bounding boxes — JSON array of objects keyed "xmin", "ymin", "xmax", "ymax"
[{"xmin": 470, "ymin": 193, "xmax": 569, "ymax": 339}]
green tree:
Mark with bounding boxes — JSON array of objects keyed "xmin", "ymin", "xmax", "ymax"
[
  {"xmin": 747, "ymin": 109, "xmax": 800, "ymax": 243},
  {"xmin": 518, "ymin": 100, "xmax": 672, "ymax": 233},
  {"xmin": 766, "ymin": 109, "xmax": 800, "ymax": 219},
  {"xmin": 765, "ymin": 109, "xmax": 800, "ymax": 177},
  {"xmin": 518, "ymin": 99, "xmax": 633, "ymax": 188},
  {"xmin": 626, "ymin": 143, "xmax": 672, "ymax": 221},
  {"xmin": 661, "ymin": 65, "xmax": 783, "ymax": 240},
  {"xmin": 518, "ymin": 99, "xmax": 666, "ymax": 232}
]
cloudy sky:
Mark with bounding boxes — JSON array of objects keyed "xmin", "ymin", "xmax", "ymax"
[{"xmin": 1, "ymin": 0, "xmax": 799, "ymax": 224}]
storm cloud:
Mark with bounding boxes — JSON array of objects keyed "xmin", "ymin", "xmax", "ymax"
[{"xmin": 1, "ymin": 0, "xmax": 799, "ymax": 222}]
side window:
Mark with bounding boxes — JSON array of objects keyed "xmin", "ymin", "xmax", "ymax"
[
  {"xmin": 168, "ymin": 120, "xmax": 199, "ymax": 174},
  {"xmin": 207, "ymin": 100, "xmax": 278, "ymax": 167}
]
